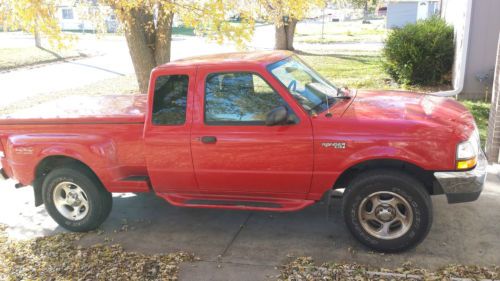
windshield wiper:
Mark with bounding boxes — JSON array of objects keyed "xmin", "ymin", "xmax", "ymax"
[
  {"xmin": 311, "ymin": 95, "xmax": 351, "ymax": 114},
  {"xmin": 334, "ymin": 95, "xmax": 351, "ymax": 99}
]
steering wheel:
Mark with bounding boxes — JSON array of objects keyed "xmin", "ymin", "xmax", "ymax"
[{"xmin": 287, "ymin": 80, "xmax": 297, "ymax": 92}]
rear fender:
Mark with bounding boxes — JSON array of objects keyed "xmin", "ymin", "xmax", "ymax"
[{"xmin": 6, "ymin": 134, "xmax": 117, "ymax": 186}]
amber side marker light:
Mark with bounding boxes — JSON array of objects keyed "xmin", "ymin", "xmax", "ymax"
[{"xmin": 456, "ymin": 157, "xmax": 477, "ymax": 170}]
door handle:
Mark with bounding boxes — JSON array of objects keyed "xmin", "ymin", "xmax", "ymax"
[{"xmin": 201, "ymin": 136, "xmax": 217, "ymax": 144}]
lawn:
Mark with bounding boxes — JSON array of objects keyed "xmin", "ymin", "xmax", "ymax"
[
  {"xmin": 172, "ymin": 25, "xmax": 196, "ymax": 36},
  {"xmin": 298, "ymin": 50, "xmax": 392, "ymax": 89},
  {"xmin": 0, "ymin": 47, "xmax": 84, "ymax": 71},
  {"xmin": 295, "ymin": 20, "xmax": 387, "ymax": 44},
  {"xmin": 462, "ymin": 100, "xmax": 491, "ymax": 146}
]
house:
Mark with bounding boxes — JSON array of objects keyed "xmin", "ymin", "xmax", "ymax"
[
  {"xmin": 56, "ymin": 1, "xmax": 118, "ymax": 33},
  {"xmin": 441, "ymin": 0, "xmax": 500, "ymax": 100},
  {"xmin": 386, "ymin": 0, "xmax": 439, "ymax": 28}
]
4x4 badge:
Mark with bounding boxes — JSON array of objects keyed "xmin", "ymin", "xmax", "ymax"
[{"xmin": 321, "ymin": 142, "xmax": 346, "ymax": 149}]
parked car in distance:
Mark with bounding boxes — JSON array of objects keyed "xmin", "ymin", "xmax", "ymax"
[{"xmin": 0, "ymin": 51, "xmax": 486, "ymax": 252}]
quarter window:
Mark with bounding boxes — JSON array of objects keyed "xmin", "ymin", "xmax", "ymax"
[
  {"xmin": 204, "ymin": 72, "xmax": 293, "ymax": 125},
  {"xmin": 152, "ymin": 75, "xmax": 189, "ymax": 125}
]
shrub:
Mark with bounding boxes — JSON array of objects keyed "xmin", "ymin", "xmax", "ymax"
[{"xmin": 383, "ymin": 17, "xmax": 454, "ymax": 85}]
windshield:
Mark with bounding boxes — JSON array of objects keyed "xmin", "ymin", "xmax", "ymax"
[{"xmin": 267, "ymin": 56, "xmax": 339, "ymax": 114}]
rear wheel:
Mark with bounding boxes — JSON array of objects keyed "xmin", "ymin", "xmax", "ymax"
[
  {"xmin": 42, "ymin": 166, "xmax": 112, "ymax": 232},
  {"xmin": 342, "ymin": 169, "xmax": 432, "ymax": 252}
]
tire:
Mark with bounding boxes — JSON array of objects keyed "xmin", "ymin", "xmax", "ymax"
[
  {"xmin": 42, "ymin": 165, "xmax": 112, "ymax": 232},
  {"xmin": 342, "ymin": 169, "xmax": 432, "ymax": 252}
]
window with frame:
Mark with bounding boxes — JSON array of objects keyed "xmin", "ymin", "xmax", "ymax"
[
  {"xmin": 205, "ymin": 72, "xmax": 293, "ymax": 125},
  {"xmin": 62, "ymin": 8, "xmax": 74, "ymax": 20},
  {"xmin": 152, "ymin": 75, "xmax": 189, "ymax": 125}
]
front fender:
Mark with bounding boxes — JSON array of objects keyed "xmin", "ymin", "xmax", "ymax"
[{"xmin": 337, "ymin": 145, "xmax": 427, "ymax": 172}]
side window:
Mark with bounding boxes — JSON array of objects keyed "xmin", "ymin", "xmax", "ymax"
[
  {"xmin": 205, "ymin": 72, "xmax": 294, "ymax": 125},
  {"xmin": 152, "ymin": 75, "xmax": 189, "ymax": 125}
]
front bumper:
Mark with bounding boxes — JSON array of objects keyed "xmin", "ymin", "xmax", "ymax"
[{"xmin": 434, "ymin": 151, "xmax": 487, "ymax": 204}]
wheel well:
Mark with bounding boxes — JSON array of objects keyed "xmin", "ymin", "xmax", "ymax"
[
  {"xmin": 33, "ymin": 156, "xmax": 100, "ymax": 206},
  {"xmin": 333, "ymin": 159, "xmax": 442, "ymax": 195}
]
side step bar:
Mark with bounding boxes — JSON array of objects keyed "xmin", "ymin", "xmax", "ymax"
[
  {"xmin": 157, "ymin": 193, "xmax": 315, "ymax": 212},
  {"xmin": 186, "ymin": 199, "xmax": 281, "ymax": 209}
]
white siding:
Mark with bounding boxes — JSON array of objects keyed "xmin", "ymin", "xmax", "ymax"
[
  {"xmin": 486, "ymin": 34, "xmax": 500, "ymax": 163},
  {"xmin": 441, "ymin": 0, "xmax": 469, "ymax": 91},
  {"xmin": 387, "ymin": 2, "xmax": 418, "ymax": 28}
]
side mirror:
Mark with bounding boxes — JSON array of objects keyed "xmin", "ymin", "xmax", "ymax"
[{"xmin": 265, "ymin": 106, "xmax": 288, "ymax": 126}]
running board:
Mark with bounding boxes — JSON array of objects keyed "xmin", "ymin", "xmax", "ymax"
[{"xmin": 157, "ymin": 193, "xmax": 315, "ymax": 212}]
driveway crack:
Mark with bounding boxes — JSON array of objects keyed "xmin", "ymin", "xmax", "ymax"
[{"xmin": 219, "ymin": 212, "xmax": 253, "ymax": 258}]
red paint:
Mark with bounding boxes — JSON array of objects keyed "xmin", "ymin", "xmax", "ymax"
[{"xmin": 0, "ymin": 51, "xmax": 476, "ymax": 211}]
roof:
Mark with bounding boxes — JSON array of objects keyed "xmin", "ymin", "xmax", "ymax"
[{"xmin": 158, "ymin": 50, "xmax": 293, "ymax": 68}]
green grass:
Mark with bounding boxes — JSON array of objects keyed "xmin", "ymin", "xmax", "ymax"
[
  {"xmin": 461, "ymin": 100, "xmax": 491, "ymax": 146},
  {"xmin": 295, "ymin": 20, "xmax": 387, "ymax": 44},
  {"xmin": 297, "ymin": 50, "xmax": 393, "ymax": 89},
  {"xmin": 172, "ymin": 26, "xmax": 196, "ymax": 36},
  {"xmin": 0, "ymin": 47, "xmax": 83, "ymax": 71}
]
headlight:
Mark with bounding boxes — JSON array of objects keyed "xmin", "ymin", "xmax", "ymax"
[{"xmin": 456, "ymin": 128, "xmax": 480, "ymax": 170}]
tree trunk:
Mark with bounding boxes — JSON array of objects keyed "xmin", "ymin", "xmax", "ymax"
[
  {"xmin": 124, "ymin": 7, "xmax": 174, "ymax": 94},
  {"xmin": 274, "ymin": 24, "xmax": 288, "ymax": 50},
  {"xmin": 34, "ymin": 27, "xmax": 42, "ymax": 48},
  {"xmin": 154, "ymin": 10, "xmax": 174, "ymax": 65},
  {"xmin": 286, "ymin": 19, "xmax": 298, "ymax": 51},
  {"xmin": 363, "ymin": 0, "xmax": 369, "ymax": 22},
  {"xmin": 274, "ymin": 18, "xmax": 298, "ymax": 51}
]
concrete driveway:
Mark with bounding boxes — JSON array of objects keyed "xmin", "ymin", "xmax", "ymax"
[{"xmin": 0, "ymin": 165, "xmax": 499, "ymax": 280}]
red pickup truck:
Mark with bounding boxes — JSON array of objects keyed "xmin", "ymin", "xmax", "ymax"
[{"xmin": 0, "ymin": 51, "xmax": 486, "ymax": 252}]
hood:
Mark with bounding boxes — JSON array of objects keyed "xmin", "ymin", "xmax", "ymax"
[{"xmin": 342, "ymin": 90, "xmax": 476, "ymax": 138}]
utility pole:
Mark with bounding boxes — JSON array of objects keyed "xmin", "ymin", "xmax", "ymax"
[{"xmin": 321, "ymin": 7, "xmax": 325, "ymax": 40}]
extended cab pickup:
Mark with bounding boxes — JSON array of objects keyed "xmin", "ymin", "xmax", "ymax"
[{"xmin": 0, "ymin": 51, "xmax": 487, "ymax": 252}]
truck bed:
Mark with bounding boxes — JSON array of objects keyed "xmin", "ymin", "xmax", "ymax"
[
  {"xmin": 0, "ymin": 95, "xmax": 146, "ymax": 124},
  {"xmin": 0, "ymin": 95, "xmax": 148, "ymax": 192}
]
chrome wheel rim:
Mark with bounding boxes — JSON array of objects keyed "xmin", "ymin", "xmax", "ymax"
[
  {"xmin": 358, "ymin": 191, "xmax": 413, "ymax": 240},
  {"xmin": 53, "ymin": 181, "xmax": 89, "ymax": 221}
]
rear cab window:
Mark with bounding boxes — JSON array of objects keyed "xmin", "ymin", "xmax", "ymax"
[{"xmin": 152, "ymin": 75, "xmax": 189, "ymax": 125}]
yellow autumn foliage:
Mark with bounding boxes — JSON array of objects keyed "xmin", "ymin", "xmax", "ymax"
[{"xmin": 0, "ymin": 0, "xmax": 75, "ymax": 49}]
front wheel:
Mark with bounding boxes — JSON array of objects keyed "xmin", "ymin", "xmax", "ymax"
[
  {"xmin": 42, "ymin": 166, "xmax": 112, "ymax": 232},
  {"xmin": 342, "ymin": 169, "xmax": 433, "ymax": 252}
]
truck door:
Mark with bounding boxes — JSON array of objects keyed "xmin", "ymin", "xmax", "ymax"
[
  {"xmin": 144, "ymin": 67, "xmax": 198, "ymax": 194},
  {"xmin": 190, "ymin": 65, "xmax": 314, "ymax": 196}
]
